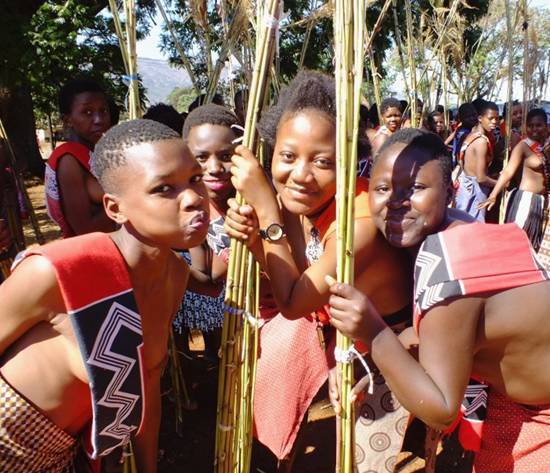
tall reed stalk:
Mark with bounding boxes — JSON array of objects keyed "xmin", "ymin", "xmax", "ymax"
[
  {"xmin": 500, "ymin": 0, "xmax": 515, "ymax": 224},
  {"xmin": 215, "ymin": 2, "xmax": 279, "ymax": 472},
  {"xmin": 108, "ymin": 0, "xmax": 141, "ymax": 119},
  {"xmin": 333, "ymin": 1, "xmax": 367, "ymax": 471},
  {"xmin": 405, "ymin": 0, "xmax": 417, "ymax": 127}
]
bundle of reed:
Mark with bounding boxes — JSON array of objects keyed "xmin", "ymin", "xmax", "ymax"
[
  {"xmin": 108, "ymin": 0, "xmax": 141, "ymax": 119},
  {"xmin": 333, "ymin": 0, "xmax": 367, "ymax": 471},
  {"xmin": 499, "ymin": 0, "xmax": 515, "ymax": 224},
  {"xmin": 404, "ymin": 0, "xmax": 418, "ymax": 127},
  {"xmin": 215, "ymin": 2, "xmax": 279, "ymax": 472},
  {"xmin": 204, "ymin": 0, "xmax": 248, "ymax": 104}
]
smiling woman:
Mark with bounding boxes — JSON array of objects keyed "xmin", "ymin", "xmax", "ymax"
[{"xmin": 224, "ymin": 70, "xmax": 412, "ymax": 469}]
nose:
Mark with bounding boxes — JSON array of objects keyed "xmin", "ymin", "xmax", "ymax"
[
  {"xmin": 388, "ymin": 190, "xmax": 411, "ymax": 209},
  {"xmin": 93, "ymin": 111, "xmax": 107, "ymax": 126},
  {"xmin": 180, "ymin": 187, "xmax": 206, "ymax": 211},
  {"xmin": 206, "ymin": 156, "xmax": 224, "ymax": 176},
  {"xmin": 290, "ymin": 159, "xmax": 314, "ymax": 185}
]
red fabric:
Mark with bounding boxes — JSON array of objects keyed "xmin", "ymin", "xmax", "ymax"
[
  {"xmin": 414, "ymin": 223, "xmax": 549, "ymax": 332},
  {"xmin": 252, "ymin": 178, "xmax": 371, "ymax": 459},
  {"xmin": 45, "ymin": 142, "xmax": 92, "ymax": 238},
  {"xmin": 18, "ymin": 233, "xmax": 131, "ymax": 311},
  {"xmin": 473, "ymin": 390, "xmax": 550, "ymax": 472},
  {"xmin": 253, "ymin": 310, "xmax": 330, "ymax": 459}
]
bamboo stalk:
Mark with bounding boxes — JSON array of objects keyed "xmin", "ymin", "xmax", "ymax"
[
  {"xmin": 404, "ymin": 0, "xmax": 417, "ymax": 127},
  {"xmin": 215, "ymin": 3, "xmax": 279, "ymax": 471},
  {"xmin": 334, "ymin": 0, "xmax": 367, "ymax": 471},
  {"xmin": 520, "ymin": 0, "xmax": 529, "ymax": 134},
  {"xmin": 154, "ymin": 0, "xmax": 200, "ymax": 94},
  {"xmin": 365, "ymin": 0, "xmax": 393, "ymax": 51},
  {"xmin": 392, "ymin": 1, "xmax": 410, "ymax": 101},
  {"xmin": 499, "ymin": 0, "xmax": 515, "ymax": 224},
  {"xmin": 124, "ymin": 0, "xmax": 141, "ymax": 119}
]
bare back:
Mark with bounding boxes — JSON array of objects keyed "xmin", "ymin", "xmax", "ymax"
[{"xmin": 473, "ymin": 281, "xmax": 550, "ymax": 405}]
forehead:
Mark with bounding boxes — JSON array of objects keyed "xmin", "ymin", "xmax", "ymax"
[
  {"xmin": 277, "ymin": 110, "xmax": 335, "ymax": 140},
  {"xmin": 71, "ymin": 91, "xmax": 108, "ymax": 108},
  {"xmin": 373, "ymin": 143, "xmax": 444, "ymax": 181},
  {"xmin": 188, "ymin": 123, "xmax": 236, "ymax": 145},
  {"xmin": 481, "ymin": 109, "xmax": 498, "ymax": 117},
  {"xmin": 122, "ymin": 138, "xmax": 199, "ymax": 178}
]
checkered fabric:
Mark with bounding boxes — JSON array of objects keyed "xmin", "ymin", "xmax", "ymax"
[{"xmin": 0, "ymin": 375, "xmax": 76, "ymax": 473}]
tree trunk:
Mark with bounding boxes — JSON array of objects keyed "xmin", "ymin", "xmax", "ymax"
[{"xmin": 0, "ymin": 84, "xmax": 45, "ymax": 178}]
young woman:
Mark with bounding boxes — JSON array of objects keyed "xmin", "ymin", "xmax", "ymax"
[
  {"xmin": 328, "ymin": 128, "xmax": 550, "ymax": 472},
  {"xmin": 225, "ymin": 70, "xmax": 412, "ymax": 471},
  {"xmin": 172, "ymin": 104, "xmax": 241, "ymax": 360},
  {"xmin": 45, "ymin": 79, "xmax": 115, "ymax": 237},
  {"xmin": 370, "ymin": 97, "xmax": 403, "ymax": 155},
  {"xmin": 479, "ymin": 109, "xmax": 549, "ymax": 255}
]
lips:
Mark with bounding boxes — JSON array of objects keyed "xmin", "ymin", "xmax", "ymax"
[
  {"xmin": 188, "ymin": 211, "xmax": 209, "ymax": 232},
  {"xmin": 203, "ymin": 179, "xmax": 231, "ymax": 191}
]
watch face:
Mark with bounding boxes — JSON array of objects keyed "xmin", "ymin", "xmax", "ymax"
[{"xmin": 266, "ymin": 223, "xmax": 284, "ymax": 241}]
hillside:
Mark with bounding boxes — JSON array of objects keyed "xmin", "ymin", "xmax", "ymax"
[{"xmin": 138, "ymin": 57, "xmax": 192, "ymax": 105}]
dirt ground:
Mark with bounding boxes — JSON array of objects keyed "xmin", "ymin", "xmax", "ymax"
[{"xmin": 21, "ymin": 178, "xmax": 455, "ymax": 473}]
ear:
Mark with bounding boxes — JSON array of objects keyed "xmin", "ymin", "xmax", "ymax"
[{"xmin": 103, "ymin": 193, "xmax": 128, "ymax": 225}]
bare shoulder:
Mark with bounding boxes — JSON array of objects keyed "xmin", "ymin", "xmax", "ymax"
[
  {"xmin": 0, "ymin": 254, "xmax": 64, "ymax": 325},
  {"xmin": 354, "ymin": 216, "xmax": 381, "ymax": 251}
]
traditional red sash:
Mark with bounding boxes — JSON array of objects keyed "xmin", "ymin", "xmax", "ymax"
[
  {"xmin": 44, "ymin": 142, "xmax": 93, "ymax": 238},
  {"xmin": 13, "ymin": 233, "xmax": 146, "ymax": 459}
]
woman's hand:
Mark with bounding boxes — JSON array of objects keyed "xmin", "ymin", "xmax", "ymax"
[
  {"xmin": 329, "ymin": 364, "xmax": 373, "ymax": 416},
  {"xmin": 230, "ymin": 145, "xmax": 276, "ymax": 211},
  {"xmin": 224, "ymin": 198, "xmax": 260, "ymax": 248},
  {"xmin": 326, "ymin": 275, "xmax": 385, "ymax": 343},
  {"xmin": 477, "ymin": 195, "xmax": 496, "ymax": 211}
]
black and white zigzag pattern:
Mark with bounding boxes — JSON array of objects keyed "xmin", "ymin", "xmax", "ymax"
[
  {"xmin": 87, "ymin": 302, "xmax": 142, "ymax": 452},
  {"xmin": 207, "ymin": 216, "xmax": 230, "ymax": 255}
]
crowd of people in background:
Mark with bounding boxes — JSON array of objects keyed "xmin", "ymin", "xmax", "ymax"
[{"xmin": 1, "ymin": 72, "xmax": 549, "ymax": 473}]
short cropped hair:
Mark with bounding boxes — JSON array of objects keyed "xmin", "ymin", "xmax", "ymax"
[
  {"xmin": 477, "ymin": 100, "xmax": 498, "ymax": 116},
  {"xmin": 182, "ymin": 103, "xmax": 241, "ymax": 138},
  {"xmin": 92, "ymin": 119, "xmax": 180, "ymax": 192},
  {"xmin": 380, "ymin": 97, "xmax": 402, "ymax": 115},
  {"xmin": 143, "ymin": 103, "xmax": 184, "ymax": 134},
  {"xmin": 59, "ymin": 79, "xmax": 107, "ymax": 115},
  {"xmin": 526, "ymin": 108, "xmax": 548, "ymax": 124},
  {"xmin": 257, "ymin": 70, "xmax": 371, "ymax": 161},
  {"xmin": 375, "ymin": 128, "xmax": 453, "ymax": 185}
]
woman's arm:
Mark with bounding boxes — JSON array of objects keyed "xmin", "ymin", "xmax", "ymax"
[
  {"xmin": 479, "ymin": 142, "xmax": 525, "ymax": 210},
  {"xmin": 328, "ymin": 282, "xmax": 481, "ymax": 430}
]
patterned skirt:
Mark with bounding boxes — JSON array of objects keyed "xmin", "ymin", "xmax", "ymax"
[
  {"xmin": 0, "ymin": 374, "xmax": 76, "ymax": 473},
  {"xmin": 504, "ymin": 188, "xmax": 546, "ymax": 251}
]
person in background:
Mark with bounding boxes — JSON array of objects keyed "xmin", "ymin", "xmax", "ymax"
[
  {"xmin": 44, "ymin": 79, "xmax": 116, "ymax": 237},
  {"xmin": 454, "ymin": 100, "xmax": 499, "ymax": 222}
]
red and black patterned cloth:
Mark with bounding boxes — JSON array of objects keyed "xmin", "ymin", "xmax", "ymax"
[{"xmin": 413, "ymin": 222, "xmax": 550, "ymax": 467}]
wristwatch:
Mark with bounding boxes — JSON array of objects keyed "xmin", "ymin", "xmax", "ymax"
[{"xmin": 259, "ymin": 223, "xmax": 286, "ymax": 242}]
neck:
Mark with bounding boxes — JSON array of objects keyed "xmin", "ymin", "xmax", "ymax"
[
  {"xmin": 475, "ymin": 124, "xmax": 490, "ymax": 136},
  {"xmin": 67, "ymin": 131, "xmax": 94, "ymax": 150},
  {"xmin": 210, "ymin": 196, "xmax": 229, "ymax": 216},
  {"xmin": 110, "ymin": 226, "xmax": 172, "ymax": 288}
]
